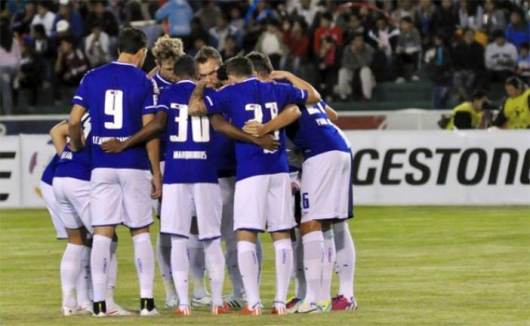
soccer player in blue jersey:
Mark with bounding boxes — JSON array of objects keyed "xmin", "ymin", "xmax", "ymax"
[
  {"xmin": 243, "ymin": 52, "xmax": 355, "ymax": 313},
  {"xmin": 188, "ymin": 57, "xmax": 321, "ymax": 315},
  {"xmin": 68, "ymin": 28, "xmax": 160, "ymax": 317},
  {"xmin": 40, "ymin": 155, "xmax": 67, "ymax": 240}
]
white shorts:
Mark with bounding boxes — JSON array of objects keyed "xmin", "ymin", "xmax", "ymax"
[
  {"xmin": 90, "ymin": 168, "xmax": 154, "ymax": 229},
  {"xmin": 219, "ymin": 176, "xmax": 236, "ymax": 241},
  {"xmin": 160, "ymin": 183, "xmax": 222, "ymax": 240},
  {"xmin": 234, "ymin": 173, "xmax": 295, "ymax": 233},
  {"xmin": 301, "ymin": 151, "xmax": 352, "ymax": 223},
  {"xmin": 53, "ymin": 177, "xmax": 93, "ymax": 233},
  {"xmin": 40, "ymin": 181, "xmax": 67, "ymax": 239}
]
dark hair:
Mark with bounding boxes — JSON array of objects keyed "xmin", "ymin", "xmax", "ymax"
[
  {"xmin": 471, "ymin": 90, "xmax": 488, "ymax": 101},
  {"xmin": 37, "ymin": 0, "xmax": 51, "ymax": 9},
  {"xmin": 463, "ymin": 27, "xmax": 475, "ymax": 36},
  {"xmin": 352, "ymin": 33, "xmax": 364, "ymax": 41},
  {"xmin": 505, "ymin": 76, "xmax": 525, "ymax": 90},
  {"xmin": 217, "ymin": 64, "xmax": 228, "ymax": 81},
  {"xmin": 226, "ymin": 56, "xmax": 254, "ymax": 78},
  {"xmin": 32, "ymin": 23, "xmax": 46, "ymax": 36},
  {"xmin": 118, "ymin": 27, "xmax": 146, "ymax": 54},
  {"xmin": 0, "ymin": 21, "xmax": 13, "ymax": 52},
  {"xmin": 492, "ymin": 30, "xmax": 505, "ymax": 40},
  {"xmin": 245, "ymin": 51, "xmax": 273, "ymax": 76},
  {"xmin": 321, "ymin": 12, "xmax": 333, "ymax": 22},
  {"xmin": 520, "ymin": 42, "xmax": 530, "ymax": 50},
  {"xmin": 173, "ymin": 55, "xmax": 196, "ymax": 78},
  {"xmin": 323, "ymin": 35, "xmax": 334, "ymax": 44},
  {"xmin": 60, "ymin": 34, "xmax": 77, "ymax": 46},
  {"xmin": 401, "ymin": 16, "xmax": 413, "ymax": 24},
  {"xmin": 376, "ymin": 14, "xmax": 388, "ymax": 22},
  {"xmin": 195, "ymin": 46, "xmax": 223, "ymax": 65}
]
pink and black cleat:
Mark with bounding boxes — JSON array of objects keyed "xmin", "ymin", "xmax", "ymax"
[{"xmin": 331, "ymin": 295, "xmax": 358, "ymax": 311}]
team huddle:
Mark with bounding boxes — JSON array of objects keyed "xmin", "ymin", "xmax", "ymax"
[{"xmin": 40, "ymin": 27, "xmax": 357, "ymax": 317}]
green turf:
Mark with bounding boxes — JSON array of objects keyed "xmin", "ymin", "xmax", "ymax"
[{"xmin": 0, "ymin": 207, "xmax": 529, "ymax": 326}]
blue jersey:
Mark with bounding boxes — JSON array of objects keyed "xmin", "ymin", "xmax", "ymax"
[
  {"xmin": 72, "ymin": 62, "xmax": 157, "ymax": 170},
  {"xmin": 153, "ymin": 72, "xmax": 173, "ymax": 162},
  {"xmin": 41, "ymin": 155, "xmax": 59, "ymax": 185},
  {"xmin": 157, "ymin": 80, "xmax": 218, "ymax": 184},
  {"xmin": 55, "ymin": 114, "xmax": 92, "ymax": 181},
  {"xmin": 204, "ymin": 78, "xmax": 308, "ymax": 181},
  {"xmin": 287, "ymin": 100, "xmax": 350, "ymax": 159}
]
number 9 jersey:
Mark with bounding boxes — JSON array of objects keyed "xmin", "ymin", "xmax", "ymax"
[{"xmin": 72, "ymin": 62, "xmax": 157, "ymax": 170}]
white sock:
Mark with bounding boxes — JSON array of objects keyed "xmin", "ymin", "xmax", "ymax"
[
  {"xmin": 157, "ymin": 233, "xmax": 177, "ymax": 303},
  {"xmin": 106, "ymin": 241, "xmax": 118, "ymax": 308},
  {"xmin": 132, "ymin": 233, "xmax": 155, "ymax": 299},
  {"xmin": 75, "ymin": 246, "xmax": 91, "ymax": 307},
  {"xmin": 187, "ymin": 234, "xmax": 208, "ymax": 299},
  {"xmin": 334, "ymin": 222, "xmax": 356, "ymax": 301},
  {"xmin": 294, "ymin": 232, "xmax": 306, "ymax": 299},
  {"xmin": 171, "ymin": 236, "xmax": 189, "ymax": 307},
  {"xmin": 237, "ymin": 241, "xmax": 260, "ymax": 308},
  {"xmin": 204, "ymin": 238, "xmax": 225, "ymax": 306},
  {"xmin": 302, "ymin": 231, "xmax": 324, "ymax": 304},
  {"xmin": 61, "ymin": 243, "xmax": 84, "ymax": 308},
  {"xmin": 273, "ymin": 238, "xmax": 293, "ymax": 306},
  {"xmin": 256, "ymin": 237, "xmax": 263, "ymax": 283},
  {"xmin": 90, "ymin": 235, "xmax": 112, "ymax": 302},
  {"xmin": 225, "ymin": 238, "xmax": 244, "ymax": 297},
  {"xmin": 320, "ymin": 229, "xmax": 336, "ymax": 301}
]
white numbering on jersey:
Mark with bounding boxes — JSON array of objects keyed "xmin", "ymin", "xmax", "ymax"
[
  {"xmin": 104, "ymin": 90, "xmax": 123, "ymax": 129},
  {"xmin": 169, "ymin": 103, "xmax": 210, "ymax": 142},
  {"xmin": 307, "ymin": 101, "xmax": 331, "ymax": 126},
  {"xmin": 245, "ymin": 102, "xmax": 279, "ymax": 153}
]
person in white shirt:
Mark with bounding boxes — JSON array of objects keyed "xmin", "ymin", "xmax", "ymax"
[
  {"xmin": 485, "ymin": 30, "xmax": 518, "ymax": 82},
  {"xmin": 31, "ymin": 2, "xmax": 56, "ymax": 37},
  {"xmin": 85, "ymin": 22, "xmax": 111, "ymax": 68}
]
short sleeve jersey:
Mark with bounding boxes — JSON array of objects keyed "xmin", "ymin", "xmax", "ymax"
[
  {"xmin": 41, "ymin": 155, "xmax": 59, "ymax": 185},
  {"xmin": 55, "ymin": 114, "xmax": 92, "ymax": 181},
  {"xmin": 204, "ymin": 78, "xmax": 308, "ymax": 181},
  {"xmin": 157, "ymin": 80, "xmax": 218, "ymax": 184},
  {"xmin": 72, "ymin": 62, "xmax": 157, "ymax": 170},
  {"xmin": 152, "ymin": 72, "xmax": 173, "ymax": 162}
]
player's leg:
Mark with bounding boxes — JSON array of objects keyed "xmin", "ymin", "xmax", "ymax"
[
  {"xmin": 157, "ymin": 232, "xmax": 178, "ymax": 307},
  {"xmin": 120, "ymin": 169, "xmax": 157, "ymax": 316},
  {"xmin": 194, "ymin": 183, "xmax": 230, "ymax": 314},
  {"xmin": 188, "ymin": 218, "xmax": 210, "ymax": 306},
  {"xmin": 320, "ymin": 222, "xmax": 336, "ymax": 304},
  {"xmin": 40, "ymin": 180, "xmax": 67, "ymax": 240}
]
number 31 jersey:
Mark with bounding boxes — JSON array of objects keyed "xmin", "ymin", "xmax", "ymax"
[
  {"xmin": 73, "ymin": 62, "xmax": 157, "ymax": 170},
  {"xmin": 156, "ymin": 80, "xmax": 218, "ymax": 184}
]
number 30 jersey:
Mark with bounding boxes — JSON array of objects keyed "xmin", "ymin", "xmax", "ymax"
[
  {"xmin": 156, "ymin": 80, "xmax": 218, "ymax": 184},
  {"xmin": 73, "ymin": 62, "xmax": 157, "ymax": 170}
]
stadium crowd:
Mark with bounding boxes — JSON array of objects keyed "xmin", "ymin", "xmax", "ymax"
[{"xmin": 0, "ymin": 0, "xmax": 529, "ymax": 114}]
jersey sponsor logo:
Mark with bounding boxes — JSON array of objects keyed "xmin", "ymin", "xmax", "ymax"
[
  {"xmin": 172, "ymin": 151, "xmax": 208, "ymax": 160},
  {"xmin": 92, "ymin": 136, "xmax": 130, "ymax": 145},
  {"xmin": 60, "ymin": 151, "xmax": 73, "ymax": 160}
]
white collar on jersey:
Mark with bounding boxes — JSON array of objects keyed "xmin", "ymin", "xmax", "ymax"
[
  {"xmin": 111, "ymin": 61, "xmax": 137, "ymax": 68},
  {"xmin": 242, "ymin": 77, "xmax": 258, "ymax": 83},
  {"xmin": 176, "ymin": 80, "xmax": 195, "ymax": 84},
  {"xmin": 155, "ymin": 72, "xmax": 172, "ymax": 85}
]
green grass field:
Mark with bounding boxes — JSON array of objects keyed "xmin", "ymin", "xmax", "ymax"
[{"xmin": 0, "ymin": 207, "xmax": 529, "ymax": 326}]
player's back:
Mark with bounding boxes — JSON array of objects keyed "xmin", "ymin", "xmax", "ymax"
[
  {"xmin": 55, "ymin": 114, "xmax": 92, "ymax": 181},
  {"xmin": 76, "ymin": 62, "xmax": 155, "ymax": 170}
]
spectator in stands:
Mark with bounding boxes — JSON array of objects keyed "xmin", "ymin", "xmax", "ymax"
[
  {"xmin": 452, "ymin": 28, "xmax": 486, "ymax": 101},
  {"xmin": 504, "ymin": 9, "xmax": 530, "ymax": 48},
  {"xmin": 254, "ymin": 18, "xmax": 287, "ymax": 69},
  {"xmin": 189, "ymin": 17, "xmax": 209, "ymax": 51},
  {"xmin": 289, "ymin": 0, "xmax": 318, "ymax": 27},
  {"xmin": 52, "ymin": 35, "xmax": 88, "ymax": 103},
  {"xmin": 457, "ymin": 0, "xmax": 484, "ymax": 32},
  {"xmin": 187, "ymin": 37, "xmax": 207, "ymax": 58},
  {"xmin": 492, "ymin": 76, "xmax": 530, "ymax": 129},
  {"xmin": 395, "ymin": 16, "xmax": 421, "ymax": 83},
  {"xmin": 84, "ymin": 0, "xmax": 119, "ymax": 38},
  {"xmin": 314, "ymin": 12, "xmax": 343, "ymax": 54},
  {"xmin": 17, "ymin": 36, "xmax": 42, "ymax": 109},
  {"xmin": 155, "ymin": 0, "xmax": 193, "ymax": 45},
  {"xmin": 391, "ymin": 0, "xmax": 414, "ymax": 22},
  {"xmin": 413, "ymin": 0, "xmax": 436, "ymax": 45},
  {"xmin": 516, "ymin": 42, "xmax": 530, "ymax": 80},
  {"xmin": 52, "ymin": 0, "xmax": 84, "ymax": 39},
  {"xmin": 11, "ymin": 0, "xmax": 36, "ymax": 36},
  {"xmin": 426, "ymin": 33, "xmax": 452, "ymax": 109},
  {"xmin": 317, "ymin": 35, "xmax": 337, "ymax": 102},
  {"xmin": 84, "ymin": 21, "xmax": 111, "ymax": 68},
  {"xmin": 31, "ymin": 1, "xmax": 55, "ymax": 37},
  {"xmin": 282, "ymin": 18, "xmax": 309, "ymax": 75},
  {"xmin": 0, "ymin": 22, "xmax": 21, "ymax": 115},
  {"xmin": 358, "ymin": 5, "xmax": 376, "ymax": 33},
  {"xmin": 368, "ymin": 15, "xmax": 399, "ymax": 82},
  {"xmin": 124, "ymin": 0, "xmax": 153, "ymax": 23},
  {"xmin": 432, "ymin": 0, "xmax": 458, "ymax": 44},
  {"xmin": 446, "ymin": 90, "xmax": 489, "ymax": 130},
  {"xmin": 337, "ymin": 33, "xmax": 375, "ymax": 101},
  {"xmin": 220, "ymin": 35, "xmax": 241, "ymax": 61},
  {"xmin": 31, "ymin": 24, "xmax": 50, "ymax": 57},
  {"xmin": 343, "ymin": 14, "xmax": 366, "ymax": 46},
  {"xmin": 485, "ymin": 30, "xmax": 517, "ymax": 83},
  {"xmin": 5, "ymin": 0, "xmax": 28, "ymax": 16},
  {"xmin": 483, "ymin": 0, "xmax": 506, "ymax": 39},
  {"xmin": 196, "ymin": 0, "xmax": 222, "ymax": 31},
  {"xmin": 209, "ymin": 13, "xmax": 241, "ymax": 52},
  {"xmin": 229, "ymin": 6, "xmax": 245, "ymax": 34}
]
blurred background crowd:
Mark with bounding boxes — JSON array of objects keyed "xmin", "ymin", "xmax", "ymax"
[{"xmin": 0, "ymin": 0, "xmax": 529, "ymax": 115}]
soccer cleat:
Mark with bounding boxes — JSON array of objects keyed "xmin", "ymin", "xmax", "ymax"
[
  {"xmin": 271, "ymin": 302, "xmax": 287, "ymax": 315},
  {"xmin": 191, "ymin": 295, "xmax": 212, "ymax": 307},
  {"xmin": 165, "ymin": 297, "xmax": 179, "ymax": 308},
  {"xmin": 73, "ymin": 304, "xmax": 93, "ymax": 315},
  {"xmin": 211, "ymin": 303, "xmax": 232, "ymax": 315},
  {"xmin": 285, "ymin": 297, "xmax": 301, "ymax": 313},
  {"xmin": 293, "ymin": 300, "xmax": 320, "ymax": 314},
  {"xmin": 224, "ymin": 294, "xmax": 245, "ymax": 309},
  {"xmin": 174, "ymin": 305, "xmax": 192, "ymax": 316},
  {"xmin": 140, "ymin": 308, "xmax": 159, "ymax": 316},
  {"xmin": 107, "ymin": 304, "xmax": 134, "ymax": 316},
  {"xmin": 61, "ymin": 306, "xmax": 74, "ymax": 316},
  {"xmin": 331, "ymin": 295, "xmax": 358, "ymax": 311},
  {"xmin": 238, "ymin": 304, "xmax": 262, "ymax": 316},
  {"xmin": 317, "ymin": 299, "xmax": 332, "ymax": 313}
]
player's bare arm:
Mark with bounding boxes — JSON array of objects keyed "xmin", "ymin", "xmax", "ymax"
[
  {"xmin": 270, "ymin": 70, "xmax": 321, "ymax": 105},
  {"xmin": 243, "ymin": 104, "xmax": 301, "ymax": 137},
  {"xmin": 49, "ymin": 121, "xmax": 69, "ymax": 155},
  {"xmin": 325, "ymin": 104, "xmax": 339, "ymax": 121},
  {"xmin": 188, "ymin": 80, "xmax": 209, "ymax": 116},
  {"xmin": 143, "ymin": 114, "xmax": 162, "ymax": 199},
  {"xmin": 68, "ymin": 104, "xmax": 87, "ymax": 152},
  {"xmin": 209, "ymin": 114, "xmax": 280, "ymax": 151}
]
